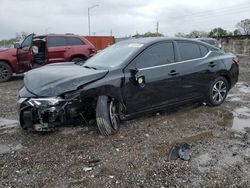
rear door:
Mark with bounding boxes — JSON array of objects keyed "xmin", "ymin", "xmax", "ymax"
[
  {"xmin": 123, "ymin": 42, "xmax": 183, "ymax": 114},
  {"xmin": 175, "ymin": 41, "xmax": 213, "ymax": 100},
  {"xmin": 17, "ymin": 34, "xmax": 34, "ymax": 72},
  {"xmin": 66, "ymin": 37, "xmax": 89, "ymax": 58},
  {"xmin": 47, "ymin": 36, "xmax": 67, "ymax": 63}
]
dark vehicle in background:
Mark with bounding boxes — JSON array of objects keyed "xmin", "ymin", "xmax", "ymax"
[
  {"xmin": 18, "ymin": 37, "xmax": 239, "ymax": 136},
  {"xmin": 197, "ymin": 37, "xmax": 222, "ymax": 49},
  {"xmin": 0, "ymin": 34, "xmax": 96, "ymax": 82}
]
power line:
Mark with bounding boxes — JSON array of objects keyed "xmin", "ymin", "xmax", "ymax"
[
  {"xmin": 166, "ymin": 2, "xmax": 250, "ymax": 20},
  {"xmin": 163, "ymin": 8, "xmax": 250, "ymax": 28}
]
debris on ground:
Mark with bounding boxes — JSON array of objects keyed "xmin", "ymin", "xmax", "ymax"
[{"xmin": 169, "ymin": 142, "xmax": 192, "ymax": 161}]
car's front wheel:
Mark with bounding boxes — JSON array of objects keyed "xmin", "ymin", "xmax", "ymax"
[
  {"xmin": 0, "ymin": 61, "xmax": 12, "ymax": 82},
  {"xmin": 207, "ymin": 76, "xmax": 229, "ymax": 106},
  {"xmin": 96, "ymin": 96, "xmax": 120, "ymax": 136}
]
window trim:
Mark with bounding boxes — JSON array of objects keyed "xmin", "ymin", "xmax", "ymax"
[{"xmin": 139, "ymin": 50, "xmax": 211, "ymax": 71}]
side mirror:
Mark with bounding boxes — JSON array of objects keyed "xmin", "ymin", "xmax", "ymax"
[
  {"xmin": 130, "ymin": 67, "xmax": 146, "ymax": 88},
  {"xmin": 14, "ymin": 43, "xmax": 20, "ymax": 49}
]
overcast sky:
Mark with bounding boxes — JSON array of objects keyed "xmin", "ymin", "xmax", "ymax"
[{"xmin": 0, "ymin": 0, "xmax": 250, "ymax": 39}]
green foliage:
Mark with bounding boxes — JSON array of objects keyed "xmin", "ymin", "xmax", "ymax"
[
  {"xmin": 0, "ymin": 32, "xmax": 29, "ymax": 48},
  {"xmin": 183, "ymin": 30, "xmax": 208, "ymax": 38},
  {"xmin": 208, "ymin": 27, "xmax": 229, "ymax": 37},
  {"xmin": 174, "ymin": 19, "xmax": 250, "ymax": 38},
  {"xmin": 233, "ymin": 29, "xmax": 241, "ymax": 36},
  {"xmin": 134, "ymin": 32, "xmax": 164, "ymax": 38},
  {"xmin": 236, "ymin": 19, "xmax": 250, "ymax": 35}
]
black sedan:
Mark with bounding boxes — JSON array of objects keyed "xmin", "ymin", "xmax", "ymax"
[{"xmin": 18, "ymin": 37, "xmax": 239, "ymax": 135}]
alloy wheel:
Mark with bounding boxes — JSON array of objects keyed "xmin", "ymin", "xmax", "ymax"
[
  {"xmin": 212, "ymin": 80, "xmax": 227, "ymax": 103},
  {"xmin": 109, "ymin": 100, "xmax": 119, "ymax": 131},
  {"xmin": 0, "ymin": 65, "xmax": 10, "ymax": 80}
]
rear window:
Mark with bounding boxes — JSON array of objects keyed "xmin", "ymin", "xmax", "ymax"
[
  {"xmin": 135, "ymin": 42, "xmax": 175, "ymax": 69},
  {"xmin": 177, "ymin": 41, "xmax": 201, "ymax": 61},
  {"xmin": 199, "ymin": 45, "xmax": 209, "ymax": 56},
  {"xmin": 47, "ymin": 37, "xmax": 67, "ymax": 47},
  {"xmin": 66, "ymin": 37, "xmax": 85, "ymax": 46}
]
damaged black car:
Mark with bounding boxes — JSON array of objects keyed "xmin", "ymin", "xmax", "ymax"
[{"xmin": 17, "ymin": 37, "xmax": 239, "ymax": 135}]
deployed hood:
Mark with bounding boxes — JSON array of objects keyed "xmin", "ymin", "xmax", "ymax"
[{"xmin": 24, "ymin": 62, "xmax": 108, "ymax": 97}]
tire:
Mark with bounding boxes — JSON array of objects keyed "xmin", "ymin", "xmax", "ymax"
[
  {"xmin": 96, "ymin": 96, "xmax": 120, "ymax": 136},
  {"xmin": 206, "ymin": 76, "xmax": 229, "ymax": 106},
  {"xmin": 0, "ymin": 61, "xmax": 12, "ymax": 82},
  {"xmin": 71, "ymin": 57, "xmax": 85, "ymax": 65}
]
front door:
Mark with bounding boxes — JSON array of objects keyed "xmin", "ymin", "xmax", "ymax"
[
  {"xmin": 17, "ymin": 34, "xmax": 34, "ymax": 72},
  {"xmin": 123, "ymin": 42, "xmax": 182, "ymax": 114}
]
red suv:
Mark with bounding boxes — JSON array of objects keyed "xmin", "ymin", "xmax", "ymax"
[{"xmin": 0, "ymin": 34, "xmax": 96, "ymax": 82}]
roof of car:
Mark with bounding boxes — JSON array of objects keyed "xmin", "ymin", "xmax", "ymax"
[
  {"xmin": 197, "ymin": 37, "xmax": 217, "ymax": 41},
  {"xmin": 34, "ymin": 34, "xmax": 82, "ymax": 38},
  {"xmin": 117, "ymin": 37, "xmax": 207, "ymax": 45}
]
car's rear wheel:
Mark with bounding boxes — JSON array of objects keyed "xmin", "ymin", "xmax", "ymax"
[
  {"xmin": 96, "ymin": 96, "xmax": 120, "ymax": 136},
  {"xmin": 71, "ymin": 57, "xmax": 85, "ymax": 65},
  {"xmin": 207, "ymin": 76, "xmax": 229, "ymax": 106},
  {"xmin": 0, "ymin": 61, "xmax": 12, "ymax": 82}
]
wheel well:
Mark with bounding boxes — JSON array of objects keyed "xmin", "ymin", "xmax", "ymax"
[
  {"xmin": 81, "ymin": 94, "xmax": 125, "ymax": 114},
  {"xmin": 70, "ymin": 55, "xmax": 87, "ymax": 61},
  {"xmin": 220, "ymin": 74, "xmax": 231, "ymax": 89}
]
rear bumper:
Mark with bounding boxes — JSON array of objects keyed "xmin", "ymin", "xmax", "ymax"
[{"xmin": 230, "ymin": 64, "xmax": 239, "ymax": 89}]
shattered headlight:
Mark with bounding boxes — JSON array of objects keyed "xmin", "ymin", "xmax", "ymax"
[{"xmin": 27, "ymin": 97, "xmax": 65, "ymax": 108}]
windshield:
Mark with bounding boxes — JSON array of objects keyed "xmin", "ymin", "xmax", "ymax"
[{"xmin": 84, "ymin": 42, "xmax": 144, "ymax": 68}]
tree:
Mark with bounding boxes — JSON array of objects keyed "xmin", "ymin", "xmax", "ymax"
[
  {"xmin": 0, "ymin": 32, "xmax": 29, "ymax": 48},
  {"xmin": 233, "ymin": 29, "xmax": 241, "ymax": 36},
  {"xmin": 236, "ymin": 19, "xmax": 250, "ymax": 35},
  {"xmin": 208, "ymin": 27, "xmax": 229, "ymax": 37},
  {"xmin": 185, "ymin": 30, "xmax": 208, "ymax": 38},
  {"xmin": 133, "ymin": 32, "xmax": 164, "ymax": 38},
  {"xmin": 175, "ymin": 30, "xmax": 208, "ymax": 38}
]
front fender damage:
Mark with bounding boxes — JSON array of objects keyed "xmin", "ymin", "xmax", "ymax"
[{"xmin": 19, "ymin": 85, "xmax": 126, "ymax": 131}]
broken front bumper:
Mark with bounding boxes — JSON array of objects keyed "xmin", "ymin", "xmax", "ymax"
[{"xmin": 17, "ymin": 97, "xmax": 68, "ymax": 131}]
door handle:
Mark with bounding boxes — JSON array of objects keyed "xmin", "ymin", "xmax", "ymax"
[
  {"xmin": 168, "ymin": 70, "xmax": 179, "ymax": 76},
  {"xmin": 208, "ymin": 62, "xmax": 217, "ymax": 67}
]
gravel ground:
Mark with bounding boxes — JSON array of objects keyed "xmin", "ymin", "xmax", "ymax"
[{"xmin": 0, "ymin": 57, "xmax": 250, "ymax": 187}]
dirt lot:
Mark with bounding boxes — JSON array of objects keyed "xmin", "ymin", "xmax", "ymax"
[{"xmin": 1, "ymin": 57, "xmax": 250, "ymax": 187}]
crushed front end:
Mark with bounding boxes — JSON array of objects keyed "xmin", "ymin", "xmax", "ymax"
[
  {"xmin": 18, "ymin": 97, "xmax": 72, "ymax": 131},
  {"xmin": 17, "ymin": 88, "xmax": 95, "ymax": 132}
]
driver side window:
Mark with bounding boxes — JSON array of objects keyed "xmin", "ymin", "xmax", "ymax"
[
  {"xmin": 135, "ymin": 42, "xmax": 175, "ymax": 69},
  {"xmin": 21, "ymin": 34, "xmax": 33, "ymax": 48}
]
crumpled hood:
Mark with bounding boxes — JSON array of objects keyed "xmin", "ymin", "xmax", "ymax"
[{"xmin": 24, "ymin": 62, "xmax": 108, "ymax": 97}]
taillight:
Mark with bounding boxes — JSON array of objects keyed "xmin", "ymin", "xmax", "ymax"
[{"xmin": 233, "ymin": 56, "xmax": 240, "ymax": 65}]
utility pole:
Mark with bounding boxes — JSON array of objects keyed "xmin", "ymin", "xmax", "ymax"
[
  {"xmin": 110, "ymin": 29, "xmax": 113, "ymax": 36},
  {"xmin": 156, "ymin": 21, "xmax": 159, "ymax": 33},
  {"xmin": 88, "ymin": 5, "xmax": 99, "ymax": 36}
]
